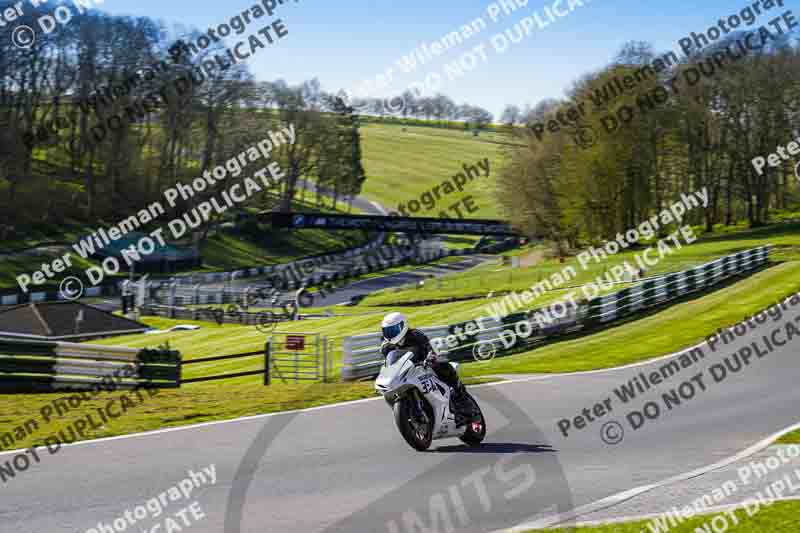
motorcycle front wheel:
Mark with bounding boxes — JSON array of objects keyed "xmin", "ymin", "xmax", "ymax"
[{"xmin": 393, "ymin": 395, "xmax": 433, "ymax": 451}]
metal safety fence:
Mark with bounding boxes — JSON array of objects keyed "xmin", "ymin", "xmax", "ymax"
[
  {"xmin": 181, "ymin": 332, "xmax": 332, "ymax": 385},
  {"xmin": 0, "ymin": 339, "xmax": 180, "ymax": 393},
  {"xmin": 266, "ymin": 332, "xmax": 333, "ymax": 384},
  {"xmin": 140, "ymin": 304, "xmax": 296, "ymax": 326}
]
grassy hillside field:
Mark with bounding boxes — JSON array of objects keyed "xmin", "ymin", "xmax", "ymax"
[{"xmin": 359, "ymin": 122, "xmax": 506, "ymax": 219}]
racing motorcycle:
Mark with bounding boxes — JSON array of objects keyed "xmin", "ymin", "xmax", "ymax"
[{"xmin": 375, "ymin": 350, "xmax": 486, "ymax": 451}]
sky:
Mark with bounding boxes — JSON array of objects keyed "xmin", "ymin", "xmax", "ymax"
[{"xmin": 85, "ymin": 0, "xmax": 786, "ymax": 118}]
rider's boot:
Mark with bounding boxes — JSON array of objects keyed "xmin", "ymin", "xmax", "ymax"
[{"xmin": 451, "ymin": 382, "xmax": 471, "ymax": 420}]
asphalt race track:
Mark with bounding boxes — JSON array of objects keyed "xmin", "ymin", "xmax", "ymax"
[{"xmin": 2, "ymin": 297, "xmax": 799, "ymax": 533}]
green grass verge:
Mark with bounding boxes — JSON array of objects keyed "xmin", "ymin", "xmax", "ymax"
[
  {"xmin": 0, "ymin": 380, "xmax": 377, "ymax": 451},
  {"xmin": 0, "ymin": 375, "xmax": 498, "ymax": 451},
  {"xmin": 544, "ymin": 500, "xmax": 800, "ymax": 532},
  {"xmin": 778, "ymin": 429, "xmax": 800, "ymax": 444},
  {"xmin": 101, "ymin": 259, "xmax": 799, "ymax": 382},
  {"xmin": 0, "ymin": 263, "xmax": 793, "ymax": 449},
  {"xmin": 54, "ymin": 257, "xmax": 791, "ymax": 446}
]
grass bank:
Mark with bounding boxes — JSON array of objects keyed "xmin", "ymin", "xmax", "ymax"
[
  {"xmin": 360, "ymin": 122, "xmax": 505, "ymax": 219},
  {"xmin": 544, "ymin": 500, "xmax": 800, "ymax": 532}
]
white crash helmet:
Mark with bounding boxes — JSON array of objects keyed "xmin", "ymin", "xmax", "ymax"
[{"xmin": 381, "ymin": 312, "xmax": 408, "ymax": 344}]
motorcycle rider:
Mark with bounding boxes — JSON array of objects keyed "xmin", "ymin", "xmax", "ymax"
[{"xmin": 380, "ymin": 312, "xmax": 470, "ymax": 411}]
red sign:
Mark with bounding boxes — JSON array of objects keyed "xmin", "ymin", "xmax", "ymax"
[{"xmin": 286, "ymin": 335, "xmax": 305, "ymax": 351}]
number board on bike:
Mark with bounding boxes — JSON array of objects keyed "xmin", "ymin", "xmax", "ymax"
[{"xmin": 419, "ymin": 374, "xmax": 437, "ymax": 394}]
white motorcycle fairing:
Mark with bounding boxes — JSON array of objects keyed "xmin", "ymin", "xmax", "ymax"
[{"xmin": 375, "ymin": 351, "xmax": 466, "ymax": 440}]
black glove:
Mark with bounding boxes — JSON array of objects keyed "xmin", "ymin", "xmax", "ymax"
[{"xmin": 424, "ymin": 351, "xmax": 438, "ymax": 368}]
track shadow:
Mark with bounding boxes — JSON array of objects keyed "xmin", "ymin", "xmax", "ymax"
[{"xmin": 431, "ymin": 442, "xmax": 557, "ymax": 454}]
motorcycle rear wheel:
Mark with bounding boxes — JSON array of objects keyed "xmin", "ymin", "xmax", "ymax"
[
  {"xmin": 459, "ymin": 394, "xmax": 486, "ymax": 446},
  {"xmin": 393, "ymin": 396, "xmax": 433, "ymax": 451}
]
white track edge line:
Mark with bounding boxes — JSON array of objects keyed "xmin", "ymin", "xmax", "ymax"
[
  {"xmin": 0, "ymin": 395, "xmax": 383, "ymax": 457},
  {"xmin": 497, "ymin": 421, "xmax": 800, "ymax": 532},
  {"xmin": 557, "ymin": 495, "xmax": 800, "ymax": 529}
]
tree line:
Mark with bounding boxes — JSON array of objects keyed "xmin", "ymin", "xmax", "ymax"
[
  {"xmin": 6, "ymin": 3, "xmax": 794, "ymax": 257},
  {"xmin": 351, "ymin": 91, "xmax": 494, "ymax": 128},
  {"xmin": 495, "ymin": 34, "xmax": 800, "ymax": 251},
  {"xmin": 0, "ymin": 6, "xmax": 501, "ymax": 244},
  {"xmin": 0, "ymin": 6, "xmax": 367, "ymax": 244}
]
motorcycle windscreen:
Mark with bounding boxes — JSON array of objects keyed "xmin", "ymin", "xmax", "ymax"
[{"xmin": 385, "ymin": 349, "xmax": 411, "ymax": 366}]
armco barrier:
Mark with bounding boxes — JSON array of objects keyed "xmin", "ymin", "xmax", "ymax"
[
  {"xmin": 169, "ymin": 232, "xmax": 388, "ymax": 287},
  {"xmin": 582, "ymin": 245, "xmax": 771, "ymax": 327},
  {"xmin": 341, "ymin": 246, "xmax": 771, "ymax": 381},
  {"xmin": 0, "ymin": 339, "xmax": 181, "ymax": 393},
  {"xmin": 141, "ymin": 304, "xmax": 295, "ymax": 325}
]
